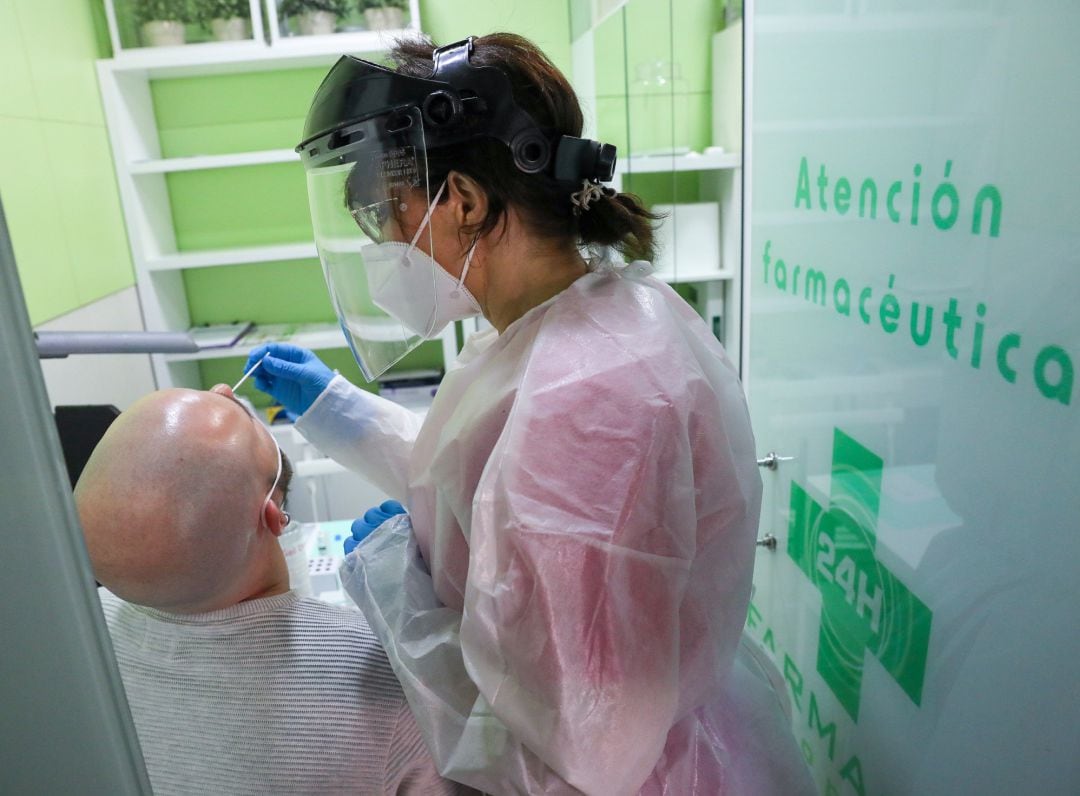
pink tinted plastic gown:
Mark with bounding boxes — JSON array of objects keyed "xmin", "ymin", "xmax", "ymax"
[{"xmin": 298, "ymin": 264, "xmax": 815, "ymax": 795}]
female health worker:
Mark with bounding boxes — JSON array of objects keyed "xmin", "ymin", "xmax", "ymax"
[{"xmin": 244, "ymin": 34, "xmax": 812, "ymax": 795}]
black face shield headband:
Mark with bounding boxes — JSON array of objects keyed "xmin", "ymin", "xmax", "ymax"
[{"xmin": 296, "ymin": 37, "xmax": 616, "ymax": 185}]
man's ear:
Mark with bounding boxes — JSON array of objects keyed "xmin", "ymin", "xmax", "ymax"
[
  {"xmin": 262, "ymin": 501, "xmax": 288, "ymax": 538},
  {"xmin": 445, "ymin": 170, "xmax": 489, "ymax": 231}
]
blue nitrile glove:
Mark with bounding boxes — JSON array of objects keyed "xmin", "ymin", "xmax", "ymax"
[
  {"xmin": 343, "ymin": 500, "xmax": 407, "ymax": 555},
  {"xmin": 245, "ymin": 343, "xmax": 335, "ymax": 416}
]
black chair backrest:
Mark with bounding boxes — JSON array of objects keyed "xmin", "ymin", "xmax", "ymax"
[{"xmin": 54, "ymin": 405, "xmax": 121, "ymax": 489}]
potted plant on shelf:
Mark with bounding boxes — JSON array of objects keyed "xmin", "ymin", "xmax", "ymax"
[
  {"xmin": 360, "ymin": 0, "xmax": 407, "ymax": 31},
  {"xmin": 136, "ymin": 0, "xmax": 193, "ymax": 47},
  {"xmin": 194, "ymin": 0, "xmax": 251, "ymax": 41},
  {"xmin": 279, "ymin": 0, "xmax": 348, "ymax": 36}
]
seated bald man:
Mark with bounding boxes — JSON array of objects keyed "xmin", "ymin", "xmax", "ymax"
[{"xmin": 76, "ymin": 387, "xmax": 465, "ymax": 796}]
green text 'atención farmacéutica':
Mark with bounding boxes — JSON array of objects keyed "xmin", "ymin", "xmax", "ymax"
[
  {"xmin": 794, "ymin": 156, "xmax": 1002, "ymax": 237},
  {"xmin": 761, "ymin": 240, "xmax": 1072, "ymax": 407}
]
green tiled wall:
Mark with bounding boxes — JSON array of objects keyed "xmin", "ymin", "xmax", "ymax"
[
  {"xmin": 168, "ymin": 164, "xmax": 312, "ymax": 250},
  {"xmin": 184, "ymin": 259, "xmax": 329, "ymax": 325},
  {"xmin": 0, "ymin": 0, "xmax": 133, "ymax": 325}
]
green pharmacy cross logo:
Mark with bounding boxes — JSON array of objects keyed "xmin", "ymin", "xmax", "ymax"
[{"xmin": 787, "ymin": 429, "xmax": 933, "ymax": 721}]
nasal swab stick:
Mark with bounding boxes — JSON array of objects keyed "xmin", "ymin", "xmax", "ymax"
[{"xmin": 232, "ymin": 354, "xmax": 268, "ymax": 393}]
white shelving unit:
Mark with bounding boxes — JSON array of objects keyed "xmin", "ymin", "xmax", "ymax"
[
  {"xmin": 610, "ymin": 151, "xmax": 743, "ymax": 352},
  {"xmin": 129, "ymin": 148, "xmax": 299, "ymax": 174},
  {"xmin": 96, "ymin": 16, "xmax": 457, "ymax": 391},
  {"xmin": 145, "ymin": 242, "xmax": 318, "ymax": 272},
  {"xmin": 98, "ymin": 12, "xmax": 739, "ymax": 390},
  {"xmin": 103, "ymin": 0, "xmax": 268, "ymax": 62},
  {"xmin": 613, "ymin": 151, "xmax": 742, "ymax": 277},
  {"xmin": 161, "ymin": 322, "xmax": 346, "ymax": 362},
  {"xmin": 618, "ymin": 150, "xmax": 741, "ymax": 174},
  {"xmin": 570, "ymin": 1, "xmax": 746, "ymax": 364}
]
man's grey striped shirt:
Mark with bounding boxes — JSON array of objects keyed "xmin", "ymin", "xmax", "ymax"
[{"xmin": 99, "ymin": 589, "xmax": 463, "ymax": 795}]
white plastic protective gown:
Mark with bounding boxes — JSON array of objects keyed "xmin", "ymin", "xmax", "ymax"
[{"xmin": 298, "ymin": 263, "xmax": 815, "ymax": 795}]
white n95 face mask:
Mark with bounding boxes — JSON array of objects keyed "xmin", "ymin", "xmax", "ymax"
[
  {"xmin": 363, "ymin": 181, "xmax": 481, "ymax": 339},
  {"xmin": 363, "ymin": 241, "xmax": 481, "ymax": 338}
]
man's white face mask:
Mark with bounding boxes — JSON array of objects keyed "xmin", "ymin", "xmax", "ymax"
[{"xmin": 361, "ymin": 181, "xmax": 482, "ymax": 338}]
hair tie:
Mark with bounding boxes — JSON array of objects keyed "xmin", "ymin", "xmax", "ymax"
[{"xmin": 570, "ymin": 180, "xmax": 613, "ymax": 214}]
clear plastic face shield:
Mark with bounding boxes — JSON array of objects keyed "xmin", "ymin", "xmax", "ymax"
[{"xmin": 304, "ymin": 107, "xmax": 438, "ymax": 381}]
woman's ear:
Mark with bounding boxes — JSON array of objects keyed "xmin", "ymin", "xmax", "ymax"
[{"xmin": 445, "ymin": 170, "xmax": 488, "ymax": 230}]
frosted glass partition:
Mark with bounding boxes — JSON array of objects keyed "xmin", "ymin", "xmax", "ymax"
[{"xmin": 746, "ymin": 2, "xmax": 1079, "ymax": 794}]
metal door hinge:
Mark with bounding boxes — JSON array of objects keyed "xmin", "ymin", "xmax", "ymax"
[{"xmin": 756, "ymin": 452, "xmax": 794, "ymax": 470}]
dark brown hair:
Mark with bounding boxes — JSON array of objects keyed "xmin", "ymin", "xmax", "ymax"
[{"xmin": 389, "ymin": 33, "xmax": 658, "ymax": 262}]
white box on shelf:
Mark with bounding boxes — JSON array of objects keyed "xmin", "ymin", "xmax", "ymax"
[
  {"xmin": 103, "ymin": 0, "xmax": 267, "ymax": 59},
  {"xmin": 711, "ymin": 22, "xmax": 743, "ymax": 155},
  {"xmin": 651, "ymin": 202, "xmax": 723, "ymax": 281}
]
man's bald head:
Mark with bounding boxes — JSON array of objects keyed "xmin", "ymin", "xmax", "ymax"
[{"xmin": 75, "ymin": 389, "xmax": 292, "ymax": 613}]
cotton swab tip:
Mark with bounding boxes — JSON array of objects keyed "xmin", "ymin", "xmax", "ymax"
[{"xmin": 232, "ymin": 353, "xmax": 268, "ymax": 393}]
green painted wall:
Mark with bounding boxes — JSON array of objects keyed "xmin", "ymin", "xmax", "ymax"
[{"xmin": 0, "ymin": 0, "xmax": 133, "ymax": 325}]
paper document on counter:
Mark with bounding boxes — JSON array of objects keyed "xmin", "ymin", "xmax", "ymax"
[{"xmin": 188, "ymin": 321, "xmax": 254, "ymax": 349}]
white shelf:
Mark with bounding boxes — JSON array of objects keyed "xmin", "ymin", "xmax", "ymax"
[
  {"xmin": 655, "ymin": 269, "xmax": 736, "ymax": 283},
  {"xmin": 618, "ymin": 151, "xmax": 741, "ymax": 174},
  {"xmin": 146, "ymin": 242, "xmax": 318, "ymax": 271},
  {"xmin": 103, "ymin": 29, "xmax": 416, "ymax": 79},
  {"xmin": 571, "ymin": 0, "xmax": 630, "ymax": 43},
  {"xmin": 128, "ymin": 147, "xmax": 739, "ymax": 178},
  {"xmin": 145, "ymin": 241, "xmax": 732, "ymax": 282},
  {"xmin": 130, "ymin": 148, "xmax": 299, "ymax": 174},
  {"xmin": 164, "ymin": 322, "xmax": 347, "ymax": 362},
  {"xmin": 163, "ymin": 318, "xmax": 456, "ymax": 367}
]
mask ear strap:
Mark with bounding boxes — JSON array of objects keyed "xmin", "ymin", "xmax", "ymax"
[
  {"xmin": 455, "ymin": 239, "xmax": 478, "ymax": 291},
  {"xmin": 408, "ymin": 180, "xmax": 448, "ymax": 250},
  {"xmin": 261, "ymin": 433, "xmax": 284, "ymax": 529}
]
